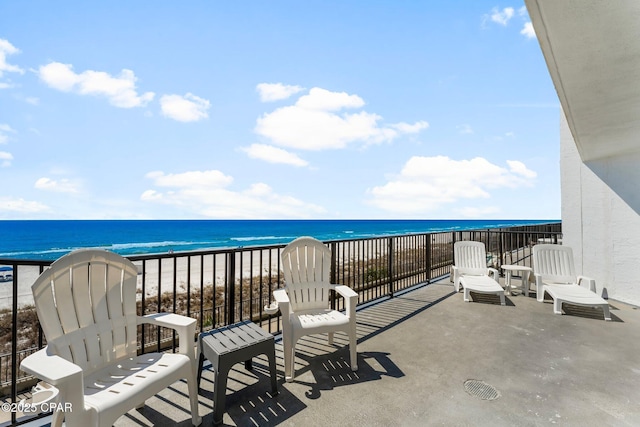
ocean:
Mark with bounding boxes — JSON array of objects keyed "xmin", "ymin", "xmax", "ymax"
[{"xmin": 0, "ymin": 219, "xmax": 557, "ymax": 260}]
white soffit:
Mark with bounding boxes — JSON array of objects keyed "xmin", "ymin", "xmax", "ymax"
[{"xmin": 526, "ymin": 0, "xmax": 640, "ymax": 161}]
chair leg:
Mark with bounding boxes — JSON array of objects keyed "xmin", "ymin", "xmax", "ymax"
[
  {"xmin": 536, "ymin": 283, "xmax": 545, "ymax": 302},
  {"xmin": 328, "ymin": 331, "xmax": 334, "ymax": 345},
  {"xmin": 284, "ymin": 338, "xmax": 296, "ymax": 382},
  {"xmin": 553, "ymin": 298, "xmax": 563, "ymax": 315},
  {"xmin": 463, "ymin": 288, "xmax": 471, "ymax": 302},
  {"xmin": 602, "ymin": 304, "xmax": 612, "ymax": 321},
  {"xmin": 499, "ymin": 292, "xmax": 505, "ymax": 306},
  {"xmin": 52, "ymin": 411, "xmax": 64, "ymax": 427},
  {"xmin": 188, "ymin": 363, "xmax": 203, "ymax": 426},
  {"xmin": 349, "ymin": 329, "xmax": 358, "ymax": 371}
]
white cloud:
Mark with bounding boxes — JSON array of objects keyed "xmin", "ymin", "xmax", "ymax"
[
  {"xmin": 256, "ymin": 83, "xmax": 304, "ymax": 102},
  {"xmin": 255, "ymin": 87, "xmax": 428, "ymax": 150},
  {"xmin": 160, "ymin": 93, "xmax": 210, "ymax": 122},
  {"xmin": 521, "ymin": 22, "xmax": 536, "ymax": 39},
  {"xmin": 142, "ymin": 169, "xmax": 325, "ymax": 218},
  {"xmin": 34, "ymin": 177, "xmax": 80, "ymax": 193},
  {"xmin": 0, "ymin": 124, "xmax": 16, "ymax": 144},
  {"xmin": 295, "ymin": 87, "xmax": 365, "ymax": 111},
  {"xmin": 38, "ymin": 62, "xmax": 155, "ymax": 108},
  {"xmin": 490, "ymin": 7, "xmax": 515, "ymax": 26},
  {"xmin": 507, "ymin": 160, "xmax": 537, "ymax": 178},
  {"xmin": 0, "ymin": 197, "xmax": 49, "ymax": 213},
  {"xmin": 391, "ymin": 121, "xmax": 429, "ymax": 133},
  {"xmin": 367, "ymin": 156, "xmax": 537, "ymax": 214},
  {"xmin": 241, "ymin": 144, "xmax": 308, "ymax": 167},
  {"xmin": 145, "ymin": 170, "xmax": 232, "ymax": 188},
  {"xmin": 0, "ymin": 39, "xmax": 24, "ymax": 78},
  {"xmin": 0, "ymin": 151, "xmax": 13, "ymax": 167}
]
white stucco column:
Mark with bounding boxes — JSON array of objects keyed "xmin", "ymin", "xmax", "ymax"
[{"xmin": 561, "ymin": 110, "xmax": 640, "ymax": 305}]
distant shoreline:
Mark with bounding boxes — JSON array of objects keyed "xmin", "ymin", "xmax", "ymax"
[{"xmin": 0, "ymin": 219, "xmax": 559, "ymax": 261}]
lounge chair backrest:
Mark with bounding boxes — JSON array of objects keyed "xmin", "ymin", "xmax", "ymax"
[
  {"xmin": 533, "ymin": 244, "xmax": 576, "ymax": 284},
  {"xmin": 281, "ymin": 236, "xmax": 332, "ymax": 312},
  {"xmin": 31, "ymin": 249, "xmax": 139, "ymax": 375},
  {"xmin": 454, "ymin": 241, "xmax": 489, "ymax": 276}
]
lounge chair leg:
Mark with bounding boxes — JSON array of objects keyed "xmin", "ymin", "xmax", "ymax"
[
  {"xmin": 602, "ymin": 304, "xmax": 612, "ymax": 321},
  {"xmin": 553, "ymin": 299, "xmax": 563, "ymax": 315},
  {"xmin": 463, "ymin": 288, "xmax": 471, "ymax": 302}
]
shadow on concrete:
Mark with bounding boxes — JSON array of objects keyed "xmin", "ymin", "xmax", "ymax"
[
  {"xmin": 197, "ymin": 359, "xmax": 306, "ymax": 427},
  {"xmin": 293, "ymin": 350, "xmax": 403, "ymax": 400}
]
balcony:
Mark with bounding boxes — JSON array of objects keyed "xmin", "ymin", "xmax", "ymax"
[{"xmin": 4, "ymin": 223, "xmax": 638, "ymax": 426}]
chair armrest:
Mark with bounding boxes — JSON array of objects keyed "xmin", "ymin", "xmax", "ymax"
[
  {"xmin": 20, "ymin": 347, "xmax": 83, "ymax": 387},
  {"xmin": 273, "ymin": 289, "xmax": 290, "ymax": 317},
  {"xmin": 332, "ymin": 285, "xmax": 357, "ymax": 318},
  {"xmin": 332, "ymin": 284, "xmax": 357, "ymax": 299},
  {"xmin": 577, "ymin": 275, "xmax": 597, "ymax": 293},
  {"xmin": 139, "ymin": 313, "xmax": 196, "ymax": 356},
  {"xmin": 487, "ymin": 268, "xmax": 499, "ymax": 281}
]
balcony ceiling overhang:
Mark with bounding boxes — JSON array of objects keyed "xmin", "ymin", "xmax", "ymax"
[{"xmin": 526, "ymin": 0, "xmax": 640, "ymax": 161}]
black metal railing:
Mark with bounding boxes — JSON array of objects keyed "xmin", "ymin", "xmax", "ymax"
[{"xmin": 0, "ymin": 222, "xmax": 560, "ymax": 425}]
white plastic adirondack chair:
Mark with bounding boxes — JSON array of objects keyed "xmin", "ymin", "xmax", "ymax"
[
  {"xmin": 452, "ymin": 241, "xmax": 505, "ymax": 305},
  {"xmin": 532, "ymin": 244, "xmax": 611, "ymax": 320},
  {"xmin": 20, "ymin": 250, "xmax": 202, "ymax": 426},
  {"xmin": 273, "ymin": 237, "xmax": 358, "ymax": 382}
]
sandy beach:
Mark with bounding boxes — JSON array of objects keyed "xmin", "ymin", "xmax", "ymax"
[
  {"xmin": 1, "ymin": 237, "xmax": 440, "ymax": 311},
  {"xmin": 0, "ymin": 249, "xmax": 283, "ymax": 311}
]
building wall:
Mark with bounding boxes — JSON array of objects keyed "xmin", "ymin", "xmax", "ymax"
[{"xmin": 560, "ymin": 111, "xmax": 640, "ymax": 306}]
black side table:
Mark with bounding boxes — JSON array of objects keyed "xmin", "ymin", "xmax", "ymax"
[{"xmin": 197, "ymin": 320, "xmax": 278, "ymax": 425}]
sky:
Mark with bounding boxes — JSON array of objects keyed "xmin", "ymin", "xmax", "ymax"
[{"xmin": 0, "ymin": 1, "xmax": 561, "ymax": 220}]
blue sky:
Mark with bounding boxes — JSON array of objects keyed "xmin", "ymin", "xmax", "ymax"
[{"xmin": 0, "ymin": 1, "xmax": 560, "ymax": 220}]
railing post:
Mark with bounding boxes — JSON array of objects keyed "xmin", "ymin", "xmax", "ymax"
[
  {"xmin": 426, "ymin": 233, "xmax": 432, "ymax": 284},
  {"xmin": 387, "ymin": 237, "xmax": 394, "ymax": 297},
  {"xmin": 330, "ymin": 242, "xmax": 337, "ymax": 310},
  {"xmin": 10, "ymin": 263, "xmax": 17, "ymax": 426},
  {"xmin": 451, "ymin": 231, "xmax": 457, "ymax": 257},
  {"xmin": 141, "ymin": 260, "xmax": 146, "ymax": 353},
  {"xmin": 227, "ymin": 250, "xmax": 236, "ymax": 325},
  {"xmin": 498, "ymin": 231, "xmax": 504, "ymax": 270}
]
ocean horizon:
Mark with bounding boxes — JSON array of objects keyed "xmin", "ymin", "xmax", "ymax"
[{"xmin": 0, "ymin": 219, "xmax": 558, "ymax": 261}]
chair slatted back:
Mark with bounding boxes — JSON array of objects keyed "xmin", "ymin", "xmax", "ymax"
[
  {"xmin": 281, "ymin": 237, "xmax": 332, "ymax": 312},
  {"xmin": 533, "ymin": 244, "xmax": 576, "ymax": 284},
  {"xmin": 31, "ymin": 250, "xmax": 139, "ymax": 375},
  {"xmin": 454, "ymin": 241, "xmax": 490, "ymax": 276}
]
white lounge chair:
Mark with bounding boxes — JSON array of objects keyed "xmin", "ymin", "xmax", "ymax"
[
  {"xmin": 20, "ymin": 250, "xmax": 202, "ymax": 426},
  {"xmin": 273, "ymin": 237, "xmax": 358, "ymax": 382},
  {"xmin": 453, "ymin": 241, "xmax": 505, "ymax": 305},
  {"xmin": 533, "ymin": 244, "xmax": 611, "ymax": 321}
]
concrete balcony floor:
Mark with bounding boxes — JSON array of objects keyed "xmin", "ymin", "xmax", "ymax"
[{"xmin": 26, "ymin": 277, "xmax": 640, "ymax": 426}]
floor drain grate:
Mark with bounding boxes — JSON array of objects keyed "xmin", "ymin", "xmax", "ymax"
[{"xmin": 464, "ymin": 379, "xmax": 500, "ymax": 400}]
